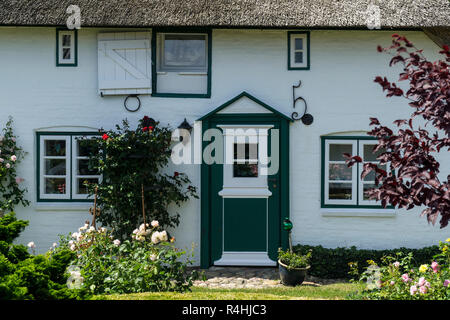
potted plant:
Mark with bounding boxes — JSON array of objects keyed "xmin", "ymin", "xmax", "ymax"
[{"xmin": 278, "ymin": 248, "xmax": 312, "ymax": 286}]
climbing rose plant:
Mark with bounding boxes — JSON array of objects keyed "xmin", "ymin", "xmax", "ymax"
[
  {"xmin": 0, "ymin": 117, "xmax": 29, "ymax": 214},
  {"xmin": 82, "ymin": 116, "xmax": 198, "ymax": 240},
  {"xmin": 346, "ymin": 35, "xmax": 450, "ymax": 228}
]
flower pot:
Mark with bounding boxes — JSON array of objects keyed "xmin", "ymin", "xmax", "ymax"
[{"xmin": 278, "ymin": 260, "xmax": 310, "ymax": 286}]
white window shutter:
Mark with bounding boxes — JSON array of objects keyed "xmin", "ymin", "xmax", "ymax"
[{"xmin": 98, "ymin": 32, "xmax": 152, "ymax": 96}]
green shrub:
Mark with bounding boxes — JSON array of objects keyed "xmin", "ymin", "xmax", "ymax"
[
  {"xmin": 278, "ymin": 248, "xmax": 311, "ymax": 269},
  {"xmin": 59, "ymin": 222, "xmax": 199, "ymax": 295},
  {"xmin": 293, "ymin": 244, "xmax": 440, "ymax": 279},
  {"xmin": 349, "ymin": 239, "xmax": 450, "ymax": 300},
  {"xmin": 0, "ymin": 212, "xmax": 90, "ymax": 300}
]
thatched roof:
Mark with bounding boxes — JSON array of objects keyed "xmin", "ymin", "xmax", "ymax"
[{"xmin": 0, "ymin": 0, "xmax": 449, "ymax": 28}]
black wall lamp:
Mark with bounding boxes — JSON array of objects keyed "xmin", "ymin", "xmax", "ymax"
[{"xmin": 178, "ymin": 118, "xmax": 193, "ymax": 143}]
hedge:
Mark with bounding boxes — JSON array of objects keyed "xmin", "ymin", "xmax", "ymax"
[{"xmin": 293, "ymin": 244, "xmax": 441, "ymax": 279}]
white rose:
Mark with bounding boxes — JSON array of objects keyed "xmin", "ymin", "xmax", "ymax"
[
  {"xmin": 159, "ymin": 231, "xmax": 168, "ymax": 242},
  {"xmin": 27, "ymin": 241, "xmax": 35, "ymax": 248},
  {"xmin": 151, "ymin": 220, "xmax": 159, "ymax": 228},
  {"xmin": 151, "ymin": 232, "xmax": 160, "ymax": 244},
  {"xmin": 150, "ymin": 254, "xmax": 157, "ymax": 261},
  {"xmin": 113, "ymin": 239, "xmax": 121, "ymax": 246},
  {"xmin": 72, "ymin": 232, "xmax": 79, "ymax": 239}
]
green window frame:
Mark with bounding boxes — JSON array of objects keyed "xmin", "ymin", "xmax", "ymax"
[
  {"xmin": 287, "ymin": 31, "xmax": 310, "ymax": 70},
  {"xmin": 56, "ymin": 28, "xmax": 78, "ymax": 67},
  {"xmin": 321, "ymin": 136, "xmax": 390, "ymax": 209},
  {"xmin": 151, "ymin": 28, "xmax": 212, "ymax": 98},
  {"xmin": 36, "ymin": 132, "xmax": 100, "ymax": 202}
]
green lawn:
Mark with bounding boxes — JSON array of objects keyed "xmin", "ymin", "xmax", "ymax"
[{"xmin": 93, "ymin": 282, "xmax": 362, "ymax": 300}]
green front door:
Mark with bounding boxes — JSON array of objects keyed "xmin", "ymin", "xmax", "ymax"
[{"xmin": 199, "ymin": 93, "xmax": 291, "ymax": 268}]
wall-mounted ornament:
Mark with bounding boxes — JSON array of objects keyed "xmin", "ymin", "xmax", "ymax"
[
  {"xmin": 291, "ymin": 80, "xmax": 313, "ymax": 125},
  {"xmin": 124, "ymin": 94, "xmax": 141, "ymax": 112}
]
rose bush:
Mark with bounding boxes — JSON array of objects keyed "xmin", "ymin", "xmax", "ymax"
[
  {"xmin": 80, "ymin": 116, "xmax": 198, "ymax": 240},
  {"xmin": 57, "ymin": 222, "xmax": 199, "ymax": 295},
  {"xmin": 349, "ymin": 239, "xmax": 450, "ymax": 300},
  {"xmin": 0, "ymin": 117, "xmax": 29, "ymax": 214}
]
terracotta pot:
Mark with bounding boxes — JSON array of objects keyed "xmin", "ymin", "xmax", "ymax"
[{"xmin": 278, "ymin": 260, "xmax": 310, "ymax": 286}]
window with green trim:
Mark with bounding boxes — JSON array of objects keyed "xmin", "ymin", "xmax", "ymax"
[
  {"xmin": 322, "ymin": 137, "xmax": 386, "ymax": 208},
  {"xmin": 152, "ymin": 28, "xmax": 212, "ymax": 98},
  {"xmin": 56, "ymin": 29, "xmax": 77, "ymax": 66},
  {"xmin": 37, "ymin": 133, "xmax": 100, "ymax": 201},
  {"xmin": 288, "ymin": 31, "xmax": 310, "ymax": 70}
]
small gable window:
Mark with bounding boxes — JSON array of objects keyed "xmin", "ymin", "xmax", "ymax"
[
  {"xmin": 57, "ymin": 29, "xmax": 77, "ymax": 66},
  {"xmin": 288, "ymin": 31, "xmax": 310, "ymax": 70}
]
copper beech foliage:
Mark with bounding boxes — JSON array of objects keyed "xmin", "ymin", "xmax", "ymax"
[{"xmin": 345, "ymin": 35, "xmax": 450, "ymax": 228}]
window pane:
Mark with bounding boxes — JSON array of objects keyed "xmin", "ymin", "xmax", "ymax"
[
  {"xmin": 63, "ymin": 48, "xmax": 71, "ymax": 60},
  {"xmin": 329, "ymin": 183, "xmax": 352, "ymax": 200},
  {"xmin": 45, "ymin": 178, "xmax": 66, "ymax": 194},
  {"xmin": 234, "ymin": 143, "xmax": 258, "ymax": 160},
  {"xmin": 363, "ymin": 183, "xmax": 376, "ymax": 200},
  {"xmin": 363, "ymin": 144, "xmax": 385, "ymax": 161},
  {"xmin": 77, "ymin": 178, "xmax": 98, "ymax": 195},
  {"xmin": 233, "ymin": 163, "xmax": 258, "ymax": 178},
  {"xmin": 329, "ymin": 163, "xmax": 352, "ymax": 181},
  {"xmin": 45, "ymin": 159, "xmax": 66, "ymax": 175},
  {"xmin": 295, "ymin": 38, "xmax": 303, "ymax": 50},
  {"xmin": 77, "ymin": 140, "xmax": 98, "ymax": 157},
  {"xmin": 363, "ymin": 164, "xmax": 386, "ymax": 182},
  {"xmin": 163, "ymin": 34, "xmax": 206, "ymax": 68},
  {"xmin": 62, "ymin": 34, "xmax": 71, "ymax": 47},
  {"xmin": 294, "ymin": 51, "xmax": 303, "ymax": 63},
  {"xmin": 77, "ymin": 159, "xmax": 98, "ymax": 175},
  {"xmin": 45, "ymin": 140, "xmax": 66, "ymax": 156},
  {"xmin": 329, "ymin": 144, "xmax": 352, "ymax": 161}
]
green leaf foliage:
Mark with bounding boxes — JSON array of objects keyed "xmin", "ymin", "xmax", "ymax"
[
  {"xmin": 294, "ymin": 244, "xmax": 440, "ymax": 279},
  {"xmin": 81, "ymin": 117, "xmax": 198, "ymax": 240}
]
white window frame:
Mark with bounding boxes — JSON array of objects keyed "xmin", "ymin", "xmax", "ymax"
[
  {"xmin": 39, "ymin": 134, "xmax": 100, "ymax": 201},
  {"xmin": 71, "ymin": 136, "xmax": 102, "ymax": 200},
  {"xmin": 39, "ymin": 135, "xmax": 71, "ymax": 200},
  {"xmin": 288, "ymin": 32, "xmax": 309, "ymax": 69},
  {"xmin": 358, "ymin": 141, "xmax": 383, "ymax": 206},
  {"xmin": 157, "ymin": 33, "xmax": 208, "ymax": 72},
  {"xmin": 57, "ymin": 30, "xmax": 76, "ymax": 65},
  {"xmin": 218, "ymin": 125, "xmax": 273, "ymax": 198},
  {"xmin": 324, "ymin": 139, "xmax": 358, "ymax": 205}
]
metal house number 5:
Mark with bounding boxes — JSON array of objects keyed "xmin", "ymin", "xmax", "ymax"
[{"xmin": 291, "ymin": 80, "xmax": 313, "ymax": 125}]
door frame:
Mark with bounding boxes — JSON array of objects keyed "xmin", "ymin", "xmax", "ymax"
[{"xmin": 198, "ymin": 92, "xmax": 292, "ymax": 268}]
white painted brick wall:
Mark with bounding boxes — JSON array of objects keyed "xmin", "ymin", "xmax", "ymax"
[{"xmin": 0, "ymin": 27, "xmax": 448, "ymax": 265}]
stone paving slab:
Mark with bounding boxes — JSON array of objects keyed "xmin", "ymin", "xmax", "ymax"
[{"xmin": 192, "ymin": 267, "xmax": 346, "ymax": 289}]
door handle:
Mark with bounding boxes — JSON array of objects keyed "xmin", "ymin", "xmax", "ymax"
[{"xmin": 268, "ymin": 177, "xmax": 278, "ymax": 188}]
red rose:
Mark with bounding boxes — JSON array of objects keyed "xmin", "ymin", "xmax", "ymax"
[
  {"xmin": 102, "ymin": 134, "xmax": 109, "ymax": 140},
  {"xmin": 174, "ymin": 171, "xmax": 179, "ymax": 177},
  {"xmin": 142, "ymin": 127, "xmax": 148, "ymax": 132},
  {"xmin": 148, "ymin": 126, "xmax": 154, "ymax": 131},
  {"xmin": 143, "ymin": 116, "xmax": 149, "ymax": 121}
]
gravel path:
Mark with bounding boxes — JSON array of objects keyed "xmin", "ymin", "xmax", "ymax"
[{"xmin": 193, "ymin": 267, "xmax": 346, "ymax": 289}]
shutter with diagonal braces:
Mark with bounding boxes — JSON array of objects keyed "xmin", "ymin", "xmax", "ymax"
[{"xmin": 97, "ymin": 32, "xmax": 152, "ymax": 96}]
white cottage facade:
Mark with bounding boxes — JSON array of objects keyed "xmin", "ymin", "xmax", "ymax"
[{"xmin": 0, "ymin": 1, "xmax": 449, "ymax": 267}]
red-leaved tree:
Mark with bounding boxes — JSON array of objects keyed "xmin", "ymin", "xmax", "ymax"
[{"xmin": 346, "ymin": 34, "xmax": 450, "ymax": 228}]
